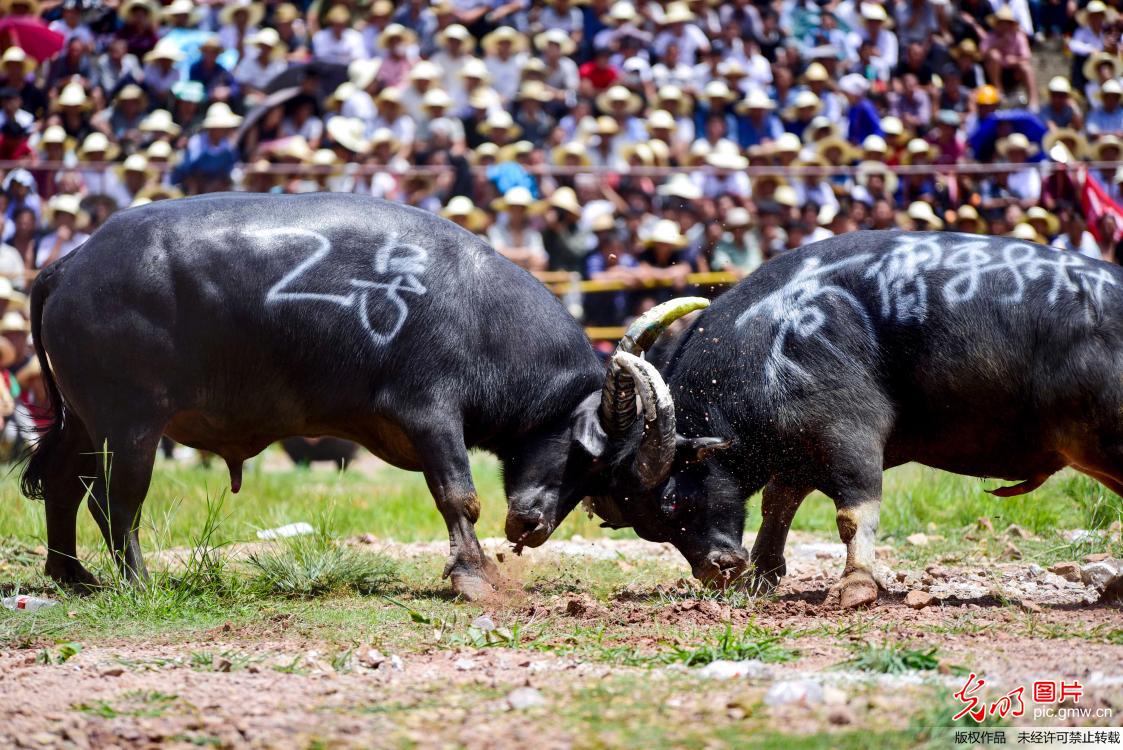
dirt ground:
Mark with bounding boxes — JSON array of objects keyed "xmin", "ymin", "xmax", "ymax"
[{"xmin": 1, "ymin": 533, "xmax": 1121, "ymax": 749}]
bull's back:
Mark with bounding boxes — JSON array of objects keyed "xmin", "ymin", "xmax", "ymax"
[
  {"xmin": 676, "ymin": 231, "xmax": 1123, "ymax": 476},
  {"xmin": 38, "ymin": 194, "xmax": 593, "ymax": 442}
]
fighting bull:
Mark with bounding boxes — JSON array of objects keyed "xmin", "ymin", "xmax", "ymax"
[
  {"xmin": 20, "ymin": 193, "xmax": 700, "ymax": 600},
  {"xmin": 527, "ymin": 230, "xmax": 1123, "ymax": 608}
]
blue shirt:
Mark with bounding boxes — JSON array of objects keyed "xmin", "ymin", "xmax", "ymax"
[{"xmin": 847, "ymin": 98, "xmax": 883, "ymax": 143}]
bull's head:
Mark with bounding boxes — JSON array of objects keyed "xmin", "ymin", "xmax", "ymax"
[{"xmin": 503, "ymin": 298, "xmax": 749, "ymax": 586}]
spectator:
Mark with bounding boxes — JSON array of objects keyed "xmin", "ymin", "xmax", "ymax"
[
  {"xmin": 36, "ymin": 193, "xmax": 88, "ymax": 267},
  {"xmin": 981, "ymin": 6, "xmax": 1036, "ymax": 108},
  {"xmin": 312, "ymin": 6, "xmax": 367, "ymax": 66},
  {"xmin": 1087, "ymin": 79, "xmax": 1123, "ymax": 137},
  {"xmin": 489, "ymin": 186, "xmax": 547, "ymax": 271},
  {"xmin": 1052, "ymin": 209, "xmax": 1102, "ymax": 259},
  {"xmin": 174, "ymin": 102, "xmax": 241, "ymax": 193}
]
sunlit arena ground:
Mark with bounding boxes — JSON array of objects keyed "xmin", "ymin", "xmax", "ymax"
[{"xmin": 0, "ymin": 451, "xmax": 1120, "ymax": 749}]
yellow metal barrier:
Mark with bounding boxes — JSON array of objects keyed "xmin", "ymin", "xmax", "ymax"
[{"xmin": 540, "ymin": 271, "xmax": 741, "ymax": 295}]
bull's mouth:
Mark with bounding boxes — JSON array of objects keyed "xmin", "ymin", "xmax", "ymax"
[
  {"xmin": 505, "ymin": 511, "xmax": 553, "ymax": 554},
  {"xmin": 690, "ymin": 548, "xmax": 750, "ymax": 589}
]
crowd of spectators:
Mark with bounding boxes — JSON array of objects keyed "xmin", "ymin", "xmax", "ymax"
[{"xmin": 0, "ymin": 0, "xmax": 1120, "ymax": 326}]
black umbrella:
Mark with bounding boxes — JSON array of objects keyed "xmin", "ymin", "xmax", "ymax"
[
  {"xmin": 235, "ymin": 86, "xmax": 310, "ymax": 154},
  {"xmin": 264, "ymin": 61, "xmax": 348, "ymax": 100}
]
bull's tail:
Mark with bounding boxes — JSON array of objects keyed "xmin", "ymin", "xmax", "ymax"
[{"xmin": 19, "ymin": 269, "xmax": 66, "ymax": 502}]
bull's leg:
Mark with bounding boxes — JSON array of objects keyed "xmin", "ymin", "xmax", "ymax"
[
  {"xmin": 40, "ymin": 418, "xmax": 100, "ymax": 589},
  {"xmin": 413, "ymin": 429, "xmax": 499, "ymax": 601},
  {"xmin": 85, "ymin": 426, "xmax": 162, "ymax": 584},
  {"xmin": 821, "ymin": 463, "xmax": 884, "ymax": 609},
  {"xmin": 749, "ymin": 477, "xmax": 812, "ymax": 592}
]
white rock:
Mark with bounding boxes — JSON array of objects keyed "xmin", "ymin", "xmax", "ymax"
[
  {"xmin": 454, "ymin": 657, "xmax": 475, "ymax": 671},
  {"xmin": 507, "ymin": 687, "xmax": 547, "ymax": 710},
  {"xmin": 1081, "ymin": 561, "xmax": 1122, "ymax": 592},
  {"xmin": 906, "ymin": 533, "xmax": 928, "ymax": 547},
  {"xmin": 389, "ymin": 655, "xmax": 404, "ymax": 672},
  {"xmin": 471, "ymin": 615, "xmax": 496, "ymax": 632},
  {"xmin": 257, "ymin": 522, "xmax": 314, "ymax": 540},
  {"xmin": 764, "ymin": 680, "xmax": 824, "ymax": 707},
  {"xmin": 697, "ymin": 659, "xmax": 769, "ymax": 680}
]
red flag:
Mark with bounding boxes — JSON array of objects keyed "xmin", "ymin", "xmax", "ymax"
[{"xmin": 1080, "ymin": 166, "xmax": 1123, "ymax": 242}]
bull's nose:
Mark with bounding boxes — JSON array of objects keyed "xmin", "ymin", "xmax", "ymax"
[
  {"xmin": 504, "ymin": 510, "xmax": 551, "ymax": 552},
  {"xmin": 691, "ymin": 548, "xmax": 750, "ymax": 589}
]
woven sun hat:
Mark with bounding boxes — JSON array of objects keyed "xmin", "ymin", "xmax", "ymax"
[
  {"xmin": 552, "ymin": 141, "xmax": 591, "ymax": 166},
  {"xmin": 725, "ymin": 207, "xmax": 752, "ymax": 228},
  {"xmin": 643, "ymin": 219, "xmax": 688, "ymax": 248},
  {"xmin": 996, "ymin": 132, "xmax": 1038, "ymax": 158},
  {"xmin": 855, "ymin": 160, "xmax": 899, "ymax": 194},
  {"xmin": 56, "ymin": 82, "xmax": 90, "ymax": 109},
  {"xmin": 482, "ymin": 26, "xmax": 528, "ymax": 55},
  {"xmin": 657, "ymin": 173, "xmax": 703, "ymax": 200},
  {"xmin": 77, "ymin": 132, "xmax": 120, "ymax": 160},
  {"xmin": 139, "ymin": 108, "xmax": 181, "ymax": 137},
  {"xmin": 906, "ymin": 201, "xmax": 944, "ymax": 230},
  {"xmin": 491, "ymin": 186, "xmax": 544, "ymax": 213},
  {"xmin": 596, "ymin": 84, "xmax": 642, "ymax": 115},
  {"xmin": 440, "ymin": 195, "xmax": 489, "ymax": 232},
  {"xmin": 1019, "ymin": 206, "xmax": 1061, "ymax": 236},
  {"xmin": 144, "ymin": 38, "xmax": 186, "ymax": 64},
  {"xmin": 201, "ymin": 102, "xmax": 242, "ymax": 129},
  {"xmin": 548, "ymin": 186, "xmax": 582, "ymax": 216},
  {"xmin": 219, "ymin": 0, "xmax": 263, "ymax": 26},
  {"xmin": 0, "ymin": 46, "xmax": 34, "ymax": 75},
  {"xmin": 953, "ymin": 204, "xmax": 985, "ymax": 233},
  {"xmin": 534, "ymin": 28, "xmax": 577, "ymax": 55},
  {"xmin": 1042, "ymin": 128, "xmax": 1087, "ymax": 161},
  {"xmin": 735, "ymin": 88, "xmax": 775, "ymax": 114},
  {"xmin": 436, "ymin": 23, "xmax": 474, "ymax": 48},
  {"xmin": 379, "ymin": 23, "xmax": 418, "ymax": 48},
  {"xmin": 326, "ymin": 116, "xmax": 370, "ymax": 154}
]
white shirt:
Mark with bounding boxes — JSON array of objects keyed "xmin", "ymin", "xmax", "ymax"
[
  {"xmin": 36, "ymin": 230, "xmax": 89, "ymax": 267},
  {"xmin": 1052, "ymin": 231, "xmax": 1102, "ymax": 260},
  {"xmin": 1007, "ymin": 166, "xmax": 1042, "ymax": 202},
  {"xmin": 312, "ymin": 28, "xmax": 367, "ymax": 65},
  {"xmin": 485, "ymin": 53, "xmax": 526, "ymax": 103},
  {"xmin": 234, "ymin": 54, "xmax": 287, "ymax": 90}
]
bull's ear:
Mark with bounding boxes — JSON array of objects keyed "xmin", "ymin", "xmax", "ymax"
[
  {"xmin": 572, "ymin": 393, "xmax": 607, "ymax": 458},
  {"xmin": 675, "ymin": 435, "xmax": 730, "ymax": 465}
]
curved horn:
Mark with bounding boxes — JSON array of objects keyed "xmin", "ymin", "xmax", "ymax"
[
  {"xmin": 598, "ymin": 297, "xmax": 710, "ymax": 438},
  {"xmin": 613, "ymin": 351, "xmax": 677, "ymax": 489}
]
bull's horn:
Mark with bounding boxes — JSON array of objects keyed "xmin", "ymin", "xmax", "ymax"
[
  {"xmin": 598, "ymin": 297, "xmax": 709, "ymax": 438},
  {"xmin": 613, "ymin": 351, "xmax": 676, "ymax": 489}
]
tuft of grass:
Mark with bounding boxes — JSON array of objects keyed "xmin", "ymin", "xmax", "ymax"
[
  {"xmin": 246, "ymin": 518, "xmax": 398, "ymax": 598},
  {"xmin": 661, "ymin": 622, "xmax": 797, "ymax": 666},
  {"xmin": 1062, "ymin": 474, "xmax": 1123, "ymax": 530},
  {"xmin": 836, "ymin": 640, "xmax": 962, "ymax": 675}
]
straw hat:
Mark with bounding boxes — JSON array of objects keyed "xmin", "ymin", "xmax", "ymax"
[
  {"xmin": 736, "ymin": 88, "xmax": 776, "ymax": 114},
  {"xmin": 201, "ymin": 102, "xmax": 242, "ymax": 129},
  {"xmin": 1093, "ymin": 134, "xmax": 1123, "ymax": 160},
  {"xmin": 478, "ymin": 110, "xmax": 522, "ymax": 139},
  {"xmin": 1042, "ymin": 127, "xmax": 1088, "ymax": 160},
  {"xmin": 482, "ymin": 26, "xmax": 528, "ymax": 55},
  {"xmin": 1046, "ymin": 76, "xmax": 1072, "ymax": 96},
  {"xmin": 855, "ymin": 160, "xmax": 899, "ymax": 194},
  {"xmin": 552, "ymin": 141, "xmax": 591, "ymax": 166},
  {"xmin": 459, "ymin": 58, "xmax": 490, "ymax": 83},
  {"xmin": 77, "ymin": 132, "xmax": 120, "ymax": 160},
  {"xmin": 407, "ymin": 60, "xmax": 439, "ymax": 83},
  {"xmin": 657, "ymin": 173, "xmax": 702, "ymax": 200},
  {"xmin": 0, "ymin": 0, "xmax": 39, "ymax": 14},
  {"xmin": 646, "ymin": 109, "xmax": 677, "ymax": 134},
  {"xmin": 655, "ymin": 84, "xmax": 692, "ymax": 116},
  {"xmin": 987, "ymin": 5, "xmax": 1018, "ymax": 25},
  {"xmin": 498, "ymin": 140, "xmax": 534, "ymax": 162},
  {"xmin": 491, "ymin": 186, "xmax": 544, "ymax": 213},
  {"xmin": 146, "ymin": 140, "xmax": 174, "ymax": 160},
  {"xmin": 440, "ymin": 195, "xmax": 489, "ymax": 232},
  {"xmin": 880, "ymin": 116, "xmax": 906, "ymax": 139},
  {"xmin": 139, "ymin": 108, "xmax": 182, "ymax": 137},
  {"xmin": 56, "ymin": 82, "xmax": 90, "ymax": 109},
  {"xmin": 996, "ymin": 132, "xmax": 1038, "ymax": 158},
  {"xmin": 369, "ymin": 127, "xmax": 400, "ymax": 153},
  {"xmin": 589, "ymin": 213, "xmax": 616, "ymax": 233},
  {"xmin": 660, "ymin": 1, "xmax": 695, "ymax": 25},
  {"xmin": 135, "ymin": 184, "xmax": 184, "ymax": 202},
  {"xmin": 1077, "ymin": 0, "xmax": 1117, "ymax": 25},
  {"xmin": 0, "ymin": 312, "xmax": 29, "ymax": 334},
  {"xmin": 163, "ymin": 0, "xmax": 200, "ymax": 24},
  {"xmin": 650, "ymin": 136, "xmax": 671, "ymax": 166},
  {"xmin": 379, "ymin": 23, "xmax": 418, "ymax": 48},
  {"xmin": 861, "ymin": 134, "xmax": 888, "ymax": 154},
  {"xmin": 121, "ymin": 0, "xmax": 157, "ymax": 18},
  {"xmin": 1007, "ymin": 223, "xmax": 1045, "ymax": 244},
  {"xmin": 643, "ymin": 219, "xmax": 688, "ymax": 248},
  {"xmin": 326, "ymin": 116, "xmax": 370, "ymax": 154},
  {"xmin": 861, "ymin": 2, "xmax": 891, "ymax": 24},
  {"xmin": 906, "ymin": 201, "xmax": 943, "ymax": 230},
  {"xmin": 534, "ymin": 29, "xmax": 576, "ymax": 55},
  {"xmin": 953, "ymin": 204, "xmax": 985, "ymax": 233},
  {"xmin": 903, "ymin": 137, "xmax": 937, "ymax": 163},
  {"xmin": 246, "ymin": 27, "xmax": 283, "ymax": 57},
  {"xmin": 0, "ymin": 47, "xmax": 34, "ymax": 75},
  {"xmin": 816, "ymin": 136, "xmax": 858, "ymax": 164},
  {"xmin": 1083, "ymin": 52, "xmax": 1122, "ymax": 82},
  {"xmin": 622, "ymin": 141, "xmax": 654, "ymax": 166},
  {"xmin": 837, "ymin": 73, "xmax": 870, "ymax": 98},
  {"xmin": 468, "ymin": 87, "xmax": 500, "ymax": 110},
  {"xmin": 471, "ymin": 142, "xmax": 500, "ymax": 164},
  {"xmin": 596, "ymin": 85, "xmax": 642, "ymax": 115},
  {"xmin": 548, "ymin": 186, "xmax": 582, "ymax": 217},
  {"xmin": 1020, "ymin": 206, "xmax": 1061, "ymax": 236},
  {"xmin": 701, "ymin": 80, "xmax": 735, "ymax": 105},
  {"xmin": 725, "ymin": 207, "xmax": 752, "ymax": 228},
  {"xmin": 437, "ymin": 24, "xmax": 475, "ymax": 48},
  {"xmin": 774, "ymin": 184, "xmax": 799, "ymax": 208},
  {"xmin": 593, "ymin": 115, "xmax": 619, "ymax": 136},
  {"xmin": 39, "ymin": 124, "xmax": 68, "ymax": 147},
  {"xmin": 144, "ymin": 38, "xmax": 185, "ymax": 64},
  {"xmin": 422, "ymin": 88, "xmax": 453, "ymax": 110},
  {"xmin": 517, "ymin": 81, "xmax": 553, "ymax": 103},
  {"xmin": 950, "ymin": 38, "xmax": 981, "ymax": 61},
  {"xmin": 604, "ymin": 1, "xmax": 637, "ymax": 25},
  {"xmin": 117, "ymin": 153, "xmax": 157, "ymax": 182},
  {"xmin": 718, "ymin": 58, "xmax": 748, "ymax": 80},
  {"xmin": 45, "ymin": 193, "xmax": 83, "ymax": 223},
  {"xmin": 115, "ymin": 83, "xmax": 147, "ymax": 106},
  {"xmin": 1097, "ymin": 78, "xmax": 1123, "ymax": 103},
  {"xmin": 219, "ymin": 0, "xmax": 264, "ymax": 26},
  {"xmin": 772, "ymin": 132, "xmax": 803, "ymax": 156},
  {"xmin": 803, "ymin": 115, "xmax": 839, "ymax": 143},
  {"xmin": 783, "ymin": 90, "xmax": 822, "ymax": 119},
  {"xmin": 706, "ymin": 148, "xmax": 749, "ymax": 171},
  {"xmin": 801, "ymin": 62, "xmax": 829, "ymax": 84}
]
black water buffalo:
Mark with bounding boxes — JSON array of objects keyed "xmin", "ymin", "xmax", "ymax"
[
  {"xmin": 21, "ymin": 193, "xmax": 700, "ymax": 600},
  {"xmin": 563, "ymin": 230, "xmax": 1123, "ymax": 607}
]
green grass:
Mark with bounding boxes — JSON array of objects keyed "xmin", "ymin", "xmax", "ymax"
[{"xmin": 835, "ymin": 640, "xmax": 961, "ymax": 675}]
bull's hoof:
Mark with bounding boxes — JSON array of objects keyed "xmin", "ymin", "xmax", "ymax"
[
  {"xmin": 44, "ymin": 556, "xmax": 101, "ymax": 593},
  {"xmin": 480, "ymin": 555, "xmax": 501, "ymax": 586},
  {"xmin": 450, "ymin": 571, "xmax": 496, "ymax": 602},
  {"xmin": 837, "ymin": 572, "xmax": 879, "ymax": 609},
  {"xmin": 746, "ymin": 558, "xmax": 785, "ymax": 595}
]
